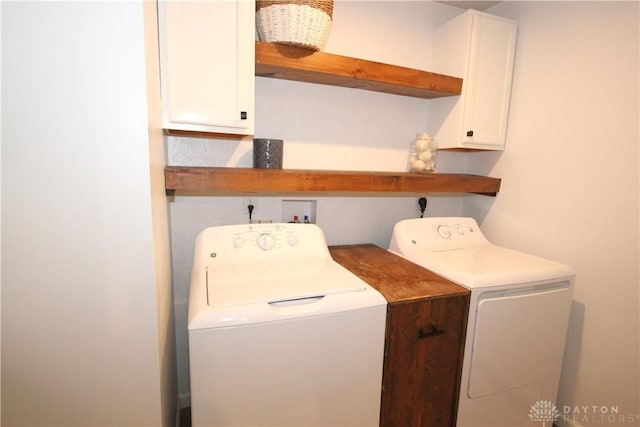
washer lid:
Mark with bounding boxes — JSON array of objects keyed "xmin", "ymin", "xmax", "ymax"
[
  {"xmin": 207, "ymin": 259, "xmax": 367, "ymax": 307},
  {"xmin": 402, "ymin": 245, "xmax": 575, "ymax": 288}
]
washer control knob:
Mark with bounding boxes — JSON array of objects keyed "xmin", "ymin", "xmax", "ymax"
[
  {"xmin": 232, "ymin": 236, "xmax": 244, "ymax": 248},
  {"xmin": 455, "ymin": 225, "xmax": 466, "ymax": 235},
  {"xmin": 257, "ymin": 233, "xmax": 276, "ymax": 251},
  {"xmin": 437, "ymin": 225, "xmax": 452, "ymax": 239},
  {"xmin": 286, "ymin": 235, "xmax": 299, "ymax": 246}
]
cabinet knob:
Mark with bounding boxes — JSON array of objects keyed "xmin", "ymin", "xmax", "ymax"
[
  {"xmin": 240, "ymin": 111, "xmax": 247, "ymax": 120},
  {"xmin": 466, "ymin": 130, "xmax": 474, "ymax": 137},
  {"xmin": 418, "ymin": 322, "xmax": 445, "ymax": 339}
]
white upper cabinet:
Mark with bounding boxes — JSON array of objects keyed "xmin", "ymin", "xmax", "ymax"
[
  {"xmin": 431, "ymin": 10, "xmax": 517, "ymax": 150},
  {"xmin": 158, "ymin": 0, "xmax": 255, "ymax": 136}
]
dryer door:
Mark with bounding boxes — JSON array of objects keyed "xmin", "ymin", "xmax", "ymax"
[{"xmin": 467, "ymin": 282, "xmax": 572, "ymax": 398}]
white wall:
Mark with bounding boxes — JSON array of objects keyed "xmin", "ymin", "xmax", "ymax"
[
  {"xmin": 0, "ymin": 2, "xmax": 3, "ymax": 421},
  {"xmin": 143, "ymin": 1, "xmax": 179, "ymax": 425},
  {"xmin": 1, "ymin": 2, "xmax": 176, "ymax": 425},
  {"xmin": 465, "ymin": 2, "xmax": 639, "ymax": 425},
  {"xmin": 168, "ymin": 0, "xmax": 475, "ymax": 404}
]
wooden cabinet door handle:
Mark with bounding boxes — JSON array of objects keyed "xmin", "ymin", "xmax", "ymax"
[{"xmin": 418, "ymin": 323, "xmax": 445, "ymax": 339}]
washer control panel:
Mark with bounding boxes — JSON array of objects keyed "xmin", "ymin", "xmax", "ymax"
[
  {"xmin": 198, "ymin": 223, "xmax": 330, "ymax": 264},
  {"xmin": 232, "ymin": 224, "xmax": 304, "ymax": 251}
]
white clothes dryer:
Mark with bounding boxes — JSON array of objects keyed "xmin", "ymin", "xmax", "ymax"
[
  {"xmin": 188, "ymin": 223, "xmax": 387, "ymax": 427},
  {"xmin": 389, "ymin": 217, "xmax": 574, "ymax": 427}
]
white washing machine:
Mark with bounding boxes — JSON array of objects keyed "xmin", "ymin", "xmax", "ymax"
[
  {"xmin": 389, "ymin": 217, "xmax": 574, "ymax": 427},
  {"xmin": 188, "ymin": 223, "xmax": 387, "ymax": 427}
]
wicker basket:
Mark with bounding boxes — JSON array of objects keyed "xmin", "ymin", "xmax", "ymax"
[{"xmin": 256, "ymin": 0, "xmax": 333, "ymax": 51}]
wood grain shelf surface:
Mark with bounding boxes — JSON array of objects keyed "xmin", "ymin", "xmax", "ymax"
[
  {"xmin": 329, "ymin": 244, "xmax": 470, "ymax": 303},
  {"xmin": 164, "ymin": 166, "xmax": 501, "ymax": 196},
  {"xmin": 255, "ymin": 41, "xmax": 463, "ymax": 99}
]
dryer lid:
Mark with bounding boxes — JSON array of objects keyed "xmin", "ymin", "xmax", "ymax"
[{"xmin": 402, "ymin": 245, "xmax": 575, "ymax": 288}]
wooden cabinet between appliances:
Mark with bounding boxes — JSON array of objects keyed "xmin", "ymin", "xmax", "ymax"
[
  {"xmin": 157, "ymin": 0, "xmax": 255, "ymax": 136},
  {"xmin": 383, "ymin": 296, "xmax": 471, "ymax": 426},
  {"xmin": 329, "ymin": 244, "xmax": 470, "ymax": 427},
  {"xmin": 432, "ymin": 10, "xmax": 518, "ymax": 150}
]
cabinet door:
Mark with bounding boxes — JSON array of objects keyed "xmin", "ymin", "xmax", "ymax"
[
  {"xmin": 432, "ymin": 11, "xmax": 517, "ymax": 150},
  {"xmin": 462, "ymin": 13, "xmax": 517, "ymax": 149},
  {"xmin": 380, "ymin": 295, "xmax": 469, "ymax": 427},
  {"xmin": 158, "ymin": 0, "xmax": 254, "ymax": 135}
]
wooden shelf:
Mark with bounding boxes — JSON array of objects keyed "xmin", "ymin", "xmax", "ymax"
[
  {"xmin": 255, "ymin": 42, "xmax": 463, "ymax": 99},
  {"xmin": 164, "ymin": 46, "xmax": 496, "ymax": 196},
  {"xmin": 164, "ymin": 167, "xmax": 500, "ymax": 197}
]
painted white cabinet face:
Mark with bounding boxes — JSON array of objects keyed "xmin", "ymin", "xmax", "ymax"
[
  {"xmin": 432, "ymin": 11, "xmax": 517, "ymax": 150},
  {"xmin": 158, "ymin": 0, "xmax": 255, "ymax": 135}
]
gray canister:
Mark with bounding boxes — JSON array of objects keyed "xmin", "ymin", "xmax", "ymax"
[{"xmin": 253, "ymin": 138, "xmax": 283, "ymax": 169}]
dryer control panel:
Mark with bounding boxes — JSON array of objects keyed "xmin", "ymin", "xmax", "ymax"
[
  {"xmin": 432, "ymin": 221, "xmax": 476, "ymax": 240},
  {"xmin": 390, "ymin": 217, "xmax": 491, "ymax": 253}
]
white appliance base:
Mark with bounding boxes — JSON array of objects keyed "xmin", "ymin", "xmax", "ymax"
[{"xmin": 189, "ymin": 305, "xmax": 386, "ymax": 427}]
